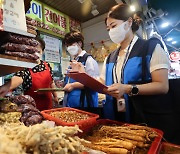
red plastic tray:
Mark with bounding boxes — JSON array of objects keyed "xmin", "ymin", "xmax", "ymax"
[
  {"xmin": 157, "ymin": 142, "xmax": 180, "ymax": 154},
  {"xmin": 41, "ymin": 107, "xmax": 99, "ymax": 131},
  {"xmin": 83, "ymin": 119, "xmax": 163, "ymax": 154}
]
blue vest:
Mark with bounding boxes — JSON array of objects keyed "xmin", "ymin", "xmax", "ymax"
[
  {"xmin": 64, "ymin": 53, "xmax": 98, "ymax": 107},
  {"xmin": 104, "ymin": 38, "xmax": 163, "ymax": 122}
]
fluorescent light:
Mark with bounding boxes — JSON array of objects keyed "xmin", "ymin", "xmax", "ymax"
[
  {"xmin": 78, "ymin": 0, "xmax": 84, "ymax": 3},
  {"xmin": 91, "ymin": 4, "xmax": 99, "ymax": 16},
  {"xmin": 167, "ymin": 38, "xmax": 173, "ymax": 41},
  {"xmin": 172, "ymin": 41, "xmax": 177, "ymax": 44},
  {"xmin": 130, "ymin": 5, "xmax": 136, "ymax": 12},
  {"xmin": 161, "ymin": 22, "xmax": 169, "ymax": 28},
  {"xmin": 91, "ymin": 9, "xmax": 99, "ymax": 16}
]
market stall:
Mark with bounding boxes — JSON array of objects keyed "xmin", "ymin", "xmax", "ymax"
[{"xmin": 0, "ymin": 0, "xmax": 180, "ymax": 153}]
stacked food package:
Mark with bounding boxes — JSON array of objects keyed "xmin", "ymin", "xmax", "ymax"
[
  {"xmin": 0, "ymin": 95, "xmax": 43, "ymax": 126},
  {"xmin": 0, "ymin": 33, "xmax": 40, "ymax": 61},
  {"xmin": 26, "ymin": 16, "xmax": 37, "ymax": 36}
]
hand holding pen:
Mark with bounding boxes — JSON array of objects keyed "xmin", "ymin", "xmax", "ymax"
[{"xmin": 68, "ymin": 60, "xmax": 86, "ymax": 73}]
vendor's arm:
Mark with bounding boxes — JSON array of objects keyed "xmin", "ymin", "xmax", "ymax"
[
  {"xmin": 50, "ymin": 81, "xmax": 59, "ymax": 104},
  {"xmin": 0, "ymin": 76, "xmax": 23, "ymax": 97}
]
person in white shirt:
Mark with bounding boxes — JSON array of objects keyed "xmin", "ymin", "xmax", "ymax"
[{"xmin": 63, "ymin": 30, "xmax": 99, "ymax": 107}]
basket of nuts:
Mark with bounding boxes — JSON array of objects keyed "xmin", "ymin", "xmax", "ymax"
[{"xmin": 41, "ymin": 107, "xmax": 99, "ymax": 132}]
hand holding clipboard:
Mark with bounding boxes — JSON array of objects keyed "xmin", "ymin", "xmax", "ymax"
[{"xmin": 67, "ymin": 72, "xmax": 108, "ymax": 94}]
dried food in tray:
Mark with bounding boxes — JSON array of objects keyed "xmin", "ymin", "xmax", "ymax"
[
  {"xmin": 41, "ymin": 107, "xmax": 99, "ymax": 131},
  {"xmin": 81, "ymin": 119, "xmax": 163, "ymax": 154}
]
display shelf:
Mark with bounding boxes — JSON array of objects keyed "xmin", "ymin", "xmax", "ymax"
[
  {"xmin": 0, "ymin": 55, "xmax": 37, "ymax": 77},
  {"xmin": 3, "ymin": 27, "xmax": 36, "ymax": 38}
]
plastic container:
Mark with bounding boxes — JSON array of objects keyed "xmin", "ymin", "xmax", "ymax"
[
  {"xmin": 84, "ymin": 119, "xmax": 163, "ymax": 154},
  {"xmin": 157, "ymin": 142, "xmax": 180, "ymax": 154},
  {"xmin": 41, "ymin": 107, "xmax": 99, "ymax": 132}
]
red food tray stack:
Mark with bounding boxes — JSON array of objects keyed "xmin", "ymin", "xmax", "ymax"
[
  {"xmin": 157, "ymin": 142, "xmax": 180, "ymax": 154},
  {"xmin": 41, "ymin": 107, "xmax": 99, "ymax": 132}
]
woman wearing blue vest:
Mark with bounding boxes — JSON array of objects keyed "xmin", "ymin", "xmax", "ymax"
[
  {"xmin": 70, "ymin": 4, "xmax": 170, "ymax": 124},
  {"xmin": 102, "ymin": 3, "xmax": 170, "ymax": 123},
  {"xmin": 63, "ymin": 30, "xmax": 99, "ymax": 108}
]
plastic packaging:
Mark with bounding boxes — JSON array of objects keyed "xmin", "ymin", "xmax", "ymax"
[
  {"xmin": 1, "ymin": 43, "xmax": 40, "ymax": 54},
  {"xmin": 4, "ymin": 51, "xmax": 39, "ymax": 60}
]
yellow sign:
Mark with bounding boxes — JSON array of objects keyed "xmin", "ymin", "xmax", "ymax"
[{"xmin": 26, "ymin": 0, "xmax": 70, "ymax": 38}]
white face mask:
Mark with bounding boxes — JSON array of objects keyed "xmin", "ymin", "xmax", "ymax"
[
  {"xmin": 35, "ymin": 52, "xmax": 42, "ymax": 60},
  {"xmin": 109, "ymin": 21, "xmax": 129, "ymax": 44},
  {"xmin": 67, "ymin": 45, "xmax": 79, "ymax": 56}
]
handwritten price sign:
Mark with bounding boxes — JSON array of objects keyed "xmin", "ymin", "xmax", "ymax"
[{"xmin": 2, "ymin": 0, "xmax": 27, "ymax": 32}]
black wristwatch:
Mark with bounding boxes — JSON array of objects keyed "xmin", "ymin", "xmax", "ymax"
[{"xmin": 129, "ymin": 85, "xmax": 139, "ymax": 96}]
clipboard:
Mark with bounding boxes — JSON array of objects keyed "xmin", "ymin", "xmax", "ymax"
[
  {"xmin": 34, "ymin": 88, "xmax": 64, "ymax": 93},
  {"xmin": 67, "ymin": 72, "xmax": 108, "ymax": 94}
]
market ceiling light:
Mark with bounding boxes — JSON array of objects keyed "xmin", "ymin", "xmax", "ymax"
[
  {"xmin": 130, "ymin": 5, "xmax": 136, "ymax": 12},
  {"xmin": 91, "ymin": 5, "xmax": 99, "ymax": 16},
  {"xmin": 161, "ymin": 22, "xmax": 169, "ymax": 28},
  {"xmin": 172, "ymin": 41, "xmax": 177, "ymax": 44},
  {"xmin": 167, "ymin": 37, "xmax": 173, "ymax": 41},
  {"xmin": 78, "ymin": 0, "xmax": 84, "ymax": 3}
]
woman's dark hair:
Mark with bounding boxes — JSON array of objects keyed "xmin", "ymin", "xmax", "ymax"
[
  {"xmin": 63, "ymin": 30, "xmax": 84, "ymax": 48},
  {"xmin": 106, "ymin": 4, "xmax": 140, "ymax": 32},
  {"xmin": 35, "ymin": 37, "xmax": 45, "ymax": 50}
]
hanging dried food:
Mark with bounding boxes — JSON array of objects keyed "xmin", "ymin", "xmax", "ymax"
[
  {"xmin": 109, "ymin": 43, "xmax": 120, "ymax": 52},
  {"xmin": 88, "ymin": 43, "xmax": 97, "ymax": 59},
  {"xmin": 95, "ymin": 41, "xmax": 108, "ymax": 62}
]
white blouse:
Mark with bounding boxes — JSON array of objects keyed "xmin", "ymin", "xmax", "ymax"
[{"xmin": 100, "ymin": 36, "xmax": 170, "ymax": 83}]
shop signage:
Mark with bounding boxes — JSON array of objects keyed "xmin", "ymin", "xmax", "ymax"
[
  {"xmin": 0, "ymin": 0, "xmax": 27, "ymax": 32},
  {"xmin": 169, "ymin": 52, "xmax": 180, "ymax": 61},
  {"xmin": 26, "ymin": 0, "xmax": 70, "ymax": 38}
]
